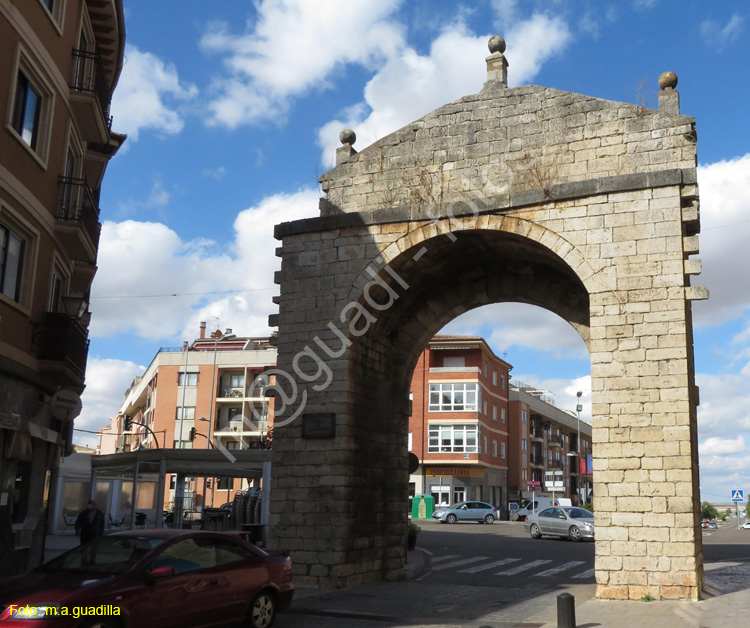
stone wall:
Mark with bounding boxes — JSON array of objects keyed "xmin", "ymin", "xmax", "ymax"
[{"xmin": 270, "ymin": 42, "xmax": 705, "ymax": 600}]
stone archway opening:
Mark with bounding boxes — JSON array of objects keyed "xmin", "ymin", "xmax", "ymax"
[{"xmin": 270, "ymin": 36, "xmax": 705, "ymax": 601}]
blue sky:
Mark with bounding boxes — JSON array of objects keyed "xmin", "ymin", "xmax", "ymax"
[{"xmin": 78, "ymin": 0, "xmax": 750, "ymax": 506}]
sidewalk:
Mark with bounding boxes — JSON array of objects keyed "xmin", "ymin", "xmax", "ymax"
[
  {"xmin": 289, "ymin": 551, "xmax": 750, "ymax": 628},
  {"xmin": 535, "ymin": 560, "xmax": 750, "ymax": 628}
]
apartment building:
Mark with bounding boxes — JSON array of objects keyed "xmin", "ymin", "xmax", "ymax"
[
  {"xmin": 509, "ymin": 383, "xmax": 592, "ymax": 505},
  {"xmin": 409, "ymin": 336, "xmax": 513, "ymax": 514},
  {"xmin": 0, "ymin": 0, "xmax": 124, "ymax": 575},
  {"xmin": 98, "ymin": 324, "xmax": 276, "ymax": 512}
]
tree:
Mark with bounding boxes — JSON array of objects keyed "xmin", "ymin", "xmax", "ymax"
[{"xmin": 701, "ymin": 502, "xmax": 719, "ymax": 520}]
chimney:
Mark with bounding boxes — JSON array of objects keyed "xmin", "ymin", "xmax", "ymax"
[
  {"xmin": 199, "ymin": 321, "xmax": 206, "ymax": 339},
  {"xmin": 484, "ymin": 36, "xmax": 508, "ymax": 89},
  {"xmin": 225, "ymin": 328, "xmax": 233, "ymax": 335}
]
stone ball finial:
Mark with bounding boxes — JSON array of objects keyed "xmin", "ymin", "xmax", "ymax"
[
  {"xmin": 658, "ymin": 71, "xmax": 678, "ymax": 91},
  {"xmin": 488, "ymin": 35, "xmax": 506, "ymax": 54},
  {"xmin": 339, "ymin": 128, "xmax": 356, "ymax": 146}
]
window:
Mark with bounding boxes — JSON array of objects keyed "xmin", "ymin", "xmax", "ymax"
[
  {"xmin": 483, "ymin": 399, "xmax": 488, "ymax": 415},
  {"xmin": 492, "ymin": 405, "xmax": 497, "ymax": 421},
  {"xmin": 492, "ymin": 440, "xmax": 498, "ymax": 457},
  {"xmin": 39, "ymin": 0, "xmax": 64, "ymax": 25},
  {"xmin": 12, "ymin": 71, "xmax": 42, "ymax": 150},
  {"xmin": 501, "ymin": 442, "xmax": 506, "ymax": 459},
  {"xmin": 175, "ymin": 407, "xmax": 195, "ymax": 422},
  {"xmin": 229, "ymin": 374, "xmax": 244, "ymax": 388},
  {"xmin": 501, "ymin": 375, "xmax": 506, "ymax": 389},
  {"xmin": 178, "ymin": 372, "xmax": 198, "ymax": 386},
  {"xmin": 522, "ymin": 408, "xmax": 528, "ymax": 423},
  {"xmin": 48, "ymin": 270, "xmax": 62, "ymax": 312},
  {"xmin": 428, "ymin": 383, "xmax": 479, "ymax": 412},
  {"xmin": 216, "ymin": 477, "xmax": 232, "ymax": 490},
  {"xmin": 522, "ymin": 439, "xmax": 528, "ymax": 452},
  {"xmin": 428, "ymin": 424, "xmax": 478, "ymax": 453},
  {"xmin": 492, "ymin": 371, "xmax": 497, "ymax": 386},
  {"xmin": 483, "ymin": 436, "xmax": 488, "ymax": 454},
  {"xmin": 408, "ymin": 432, "xmax": 412, "ymax": 451},
  {"xmin": 215, "ymin": 539, "xmax": 256, "ymax": 565},
  {"xmin": 0, "ymin": 224, "xmax": 24, "ymax": 302},
  {"xmin": 483, "ymin": 362, "xmax": 488, "ymax": 377},
  {"xmin": 501, "ymin": 407, "xmax": 506, "ymax": 424},
  {"xmin": 173, "ymin": 440, "xmax": 192, "ymax": 450},
  {"xmin": 228, "ymin": 407, "xmax": 242, "ymax": 421},
  {"xmin": 153, "ymin": 538, "xmax": 217, "ymax": 573}
]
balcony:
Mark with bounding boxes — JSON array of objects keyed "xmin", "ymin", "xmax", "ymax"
[
  {"xmin": 529, "ymin": 425, "xmax": 544, "ymax": 440},
  {"xmin": 56, "ymin": 177, "xmax": 101, "ymax": 259},
  {"xmin": 69, "ymin": 48, "xmax": 112, "ymax": 143},
  {"xmin": 548, "ymin": 459, "xmax": 563, "ymax": 469},
  {"xmin": 34, "ymin": 313, "xmax": 89, "ymax": 386},
  {"xmin": 547, "ymin": 434, "xmax": 563, "ymax": 447},
  {"xmin": 530, "ymin": 451, "xmax": 544, "ymax": 466}
]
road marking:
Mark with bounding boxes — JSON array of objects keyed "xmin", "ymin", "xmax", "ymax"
[
  {"xmin": 459, "ymin": 558, "xmax": 521, "ymax": 573},
  {"xmin": 431, "ymin": 554, "xmax": 459, "ymax": 564},
  {"xmin": 419, "ymin": 548, "xmax": 434, "ymax": 556},
  {"xmin": 495, "ymin": 559, "xmax": 552, "ymax": 576},
  {"xmin": 534, "ymin": 561, "xmax": 586, "ymax": 577},
  {"xmin": 572, "ymin": 568, "xmax": 596, "ymax": 579},
  {"xmin": 432, "ymin": 556, "xmax": 490, "ymax": 571}
]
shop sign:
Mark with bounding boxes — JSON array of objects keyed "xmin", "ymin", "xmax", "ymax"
[
  {"xmin": 426, "ymin": 467, "xmax": 485, "ymax": 478},
  {"xmin": 0, "ymin": 413, "xmax": 21, "ymax": 430}
]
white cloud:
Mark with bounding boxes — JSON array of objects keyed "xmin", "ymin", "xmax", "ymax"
[
  {"xmin": 318, "ymin": 14, "xmax": 571, "ymax": 166},
  {"xmin": 201, "ymin": 0, "xmax": 404, "ymax": 127},
  {"xmin": 111, "ymin": 45, "xmax": 198, "ymax": 142},
  {"xmin": 700, "ymin": 436, "xmax": 747, "ymax": 456},
  {"xmin": 442, "ymin": 303, "xmax": 588, "ymax": 360},
  {"xmin": 75, "ymin": 358, "xmax": 145, "ymax": 448},
  {"xmin": 90, "ymin": 189, "xmax": 320, "ymax": 342},
  {"xmin": 695, "ymin": 155, "xmax": 750, "ymax": 327},
  {"xmin": 701, "ymin": 14, "xmax": 744, "ymax": 47}
]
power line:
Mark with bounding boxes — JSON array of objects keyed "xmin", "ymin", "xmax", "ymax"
[{"xmin": 90, "ymin": 287, "xmax": 275, "ymax": 300}]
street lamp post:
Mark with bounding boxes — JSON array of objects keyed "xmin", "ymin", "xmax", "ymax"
[{"xmin": 576, "ymin": 391, "xmax": 583, "ymax": 503}]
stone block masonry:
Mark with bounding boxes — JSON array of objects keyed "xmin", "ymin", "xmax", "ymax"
[{"xmin": 270, "ymin": 37, "xmax": 706, "ymax": 600}]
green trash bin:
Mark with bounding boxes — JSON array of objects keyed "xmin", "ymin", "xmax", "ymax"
[{"xmin": 411, "ymin": 494, "xmax": 434, "ymax": 519}]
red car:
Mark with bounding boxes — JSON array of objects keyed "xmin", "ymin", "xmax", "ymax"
[{"xmin": 0, "ymin": 530, "xmax": 293, "ymax": 628}]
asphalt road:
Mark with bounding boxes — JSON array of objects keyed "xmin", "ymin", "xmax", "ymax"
[{"xmin": 274, "ymin": 519, "xmax": 750, "ymax": 628}]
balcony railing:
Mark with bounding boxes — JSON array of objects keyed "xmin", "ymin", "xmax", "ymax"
[
  {"xmin": 35, "ymin": 313, "xmax": 89, "ymax": 376},
  {"xmin": 57, "ymin": 177, "xmax": 101, "ymax": 249},
  {"xmin": 70, "ymin": 48, "xmax": 112, "ymax": 128}
]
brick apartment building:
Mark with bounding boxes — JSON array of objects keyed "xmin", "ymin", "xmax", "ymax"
[
  {"xmin": 97, "ymin": 323, "xmax": 276, "ymax": 513},
  {"xmin": 408, "ymin": 335, "xmax": 592, "ymax": 517},
  {"xmin": 509, "ymin": 383, "xmax": 592, "ymax": 505},
  {"xmin": 0, "ymin": 0, "xmax": 124, "ymax": 575},
  {"xmin": 409, "ymin": 336, "xmax": 513, "ymax": 513}
]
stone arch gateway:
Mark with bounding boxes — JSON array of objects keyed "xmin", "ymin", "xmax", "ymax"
[{"xmin": 268, "ymin": 39, "xmax": 707, "ymax": 600}]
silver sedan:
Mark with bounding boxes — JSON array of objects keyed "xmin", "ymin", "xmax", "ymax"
[{"xmin": 524, "ymin": 506, "xmax": 594, "ymax": 542}]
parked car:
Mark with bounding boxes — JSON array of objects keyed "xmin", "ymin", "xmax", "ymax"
[
  {"xmin": 708, "ymin": 521, "xmax": 718, "ymax": 529},
  {"xmin": 0, "ymin": 530, "xmax": 293, "ymax": 628},
  {"xmin": 433, "ymin": 501, "xmax": 498, "ymax": 524},
  {"xmin": 742, "ymin": 521, "xmax": 750, "ymax": 529},
  {"xmin": 524, "ymin": 506, "xmax": 594, "ymax": 542}
]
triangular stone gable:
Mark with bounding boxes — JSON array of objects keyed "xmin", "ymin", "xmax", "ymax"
[{"xmin": 320, "ymin": 83, "xmax": 696, "ymax": 216}]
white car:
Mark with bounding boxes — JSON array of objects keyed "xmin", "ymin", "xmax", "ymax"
[{"xmin": 742, "ymin": 521, "xmax": 750, "ymax": 529}]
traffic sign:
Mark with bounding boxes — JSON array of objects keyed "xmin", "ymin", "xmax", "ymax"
[
  {"xmin": 731, "ymin": 489, "xmax": 744, "ymax": 502},
  {"xmin": 527, "ymin": 481, "xmax": 541, "ymax": 487}
]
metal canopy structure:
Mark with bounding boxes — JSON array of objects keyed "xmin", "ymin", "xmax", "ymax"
[{"xmin": 91, "ymin": 449, "xmax": 272, "ymax": 535}]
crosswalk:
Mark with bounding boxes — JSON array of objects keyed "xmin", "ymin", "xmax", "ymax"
[{"xmin": 430, "ymin": 554, "xmax": 595, "ymax": 579}]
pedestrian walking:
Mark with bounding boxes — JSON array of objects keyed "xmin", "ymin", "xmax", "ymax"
[{"xmin": 75, "ymin": 499, "xmax": 105, "ymax": 545}]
